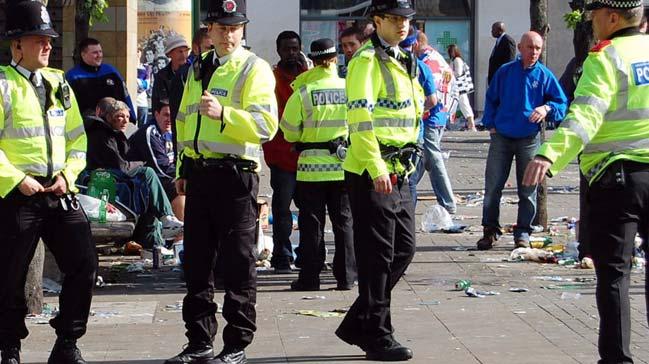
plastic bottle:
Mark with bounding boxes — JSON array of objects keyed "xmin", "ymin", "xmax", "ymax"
[
  {"xmin": 88, "ymin": 170, "xmax": 116, "ymax": 203},
  {"xmin": 98, "ymin": 190, "xmax": 108, "ymax": 224}
]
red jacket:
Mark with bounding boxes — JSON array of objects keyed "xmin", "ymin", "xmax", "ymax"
[{"xmin": 263, "ymin": 64, "xmax": 307, "ymax": 172}]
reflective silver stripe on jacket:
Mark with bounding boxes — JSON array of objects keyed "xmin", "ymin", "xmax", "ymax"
[
  {"xmin": 349, "ymin": 121, "xmax": 373, "ymax": 133},
  {"xmin": 559, "ymin": 119, "xmax": 591, "ymax": 145},
  {"xmin": 280, "ymin": 118, "xmax": 302, "ymax": 133},
  {"xmin": 583, "ymin": 137, "xmax": 649, "ymax": 154},
  {"xmin": 17, "ymin": 162, "xmax": 65, "ymax": 176},
  {"xmin": 247, "ymin": 104, "xmax": 273, "ymax": 142},
  {"xmin": 67, "ymin": 150, "xmax": 87, "ymax": 160},
  {"xmin": 66, "ymin": 124, "xmax": 85, "ymax": 141},
  {"xmin": 572, "ymin": 95, "xmax": 609, "ymax": 115},
  {"xmin": 303, "ymin": 119, "xmax": 347, "ymax": 129},
  {"xmin": 180, "ymin": 140, "xmax": 260, "ymax": 157},
  {"xmin": 185, "ymin": 103, "xmax": 200, "ymax": 115},
  {"xmin": 1, "ymin": 125, "xmax": 65, "ymax": 139},
  {"xmin": 300, "ymin": 149, "xmax": 333, "ymax": 157},
  {"xmin": 604, "ymin": 45, "xmax": 632, "ymax": 121},
  {"xmin": 297, "ymin": 163, "xmax": 343, "ymax": 172},
  {"xmin": 377, "ymin": 61, "xmax": 396, "ymax": 99},
  {"xmin": 231, "ymin": 55, "xmax": 259, "ymax": 108},
  {"xmin": 300, "ymin": 85, "xmax": 313, "ymax": 121},
  {"xmin": 374, "ymin": 117, "xmax": 416, "ymax": 128},
  {"xmin": 0, "ymin": 71, "xmax": 12, "ymax": 137}
]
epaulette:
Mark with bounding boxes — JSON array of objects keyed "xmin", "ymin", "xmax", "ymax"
[{"xmin": 590, "ymin": 40, "xmax": 612, "ymax": 53}]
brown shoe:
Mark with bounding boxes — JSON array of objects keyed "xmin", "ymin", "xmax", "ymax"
[
  {"xmin": 476, "ymin": 227, "xmax": 501, "ymax": 250},
  {"xmin": 514, "ymin": 238, "xmax": 529, "ymax": 248}
]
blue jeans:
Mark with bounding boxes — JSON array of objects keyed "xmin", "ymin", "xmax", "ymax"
[
  {"xmin": 269, "ymin": 165, "xmax": 297, "ymax": 268},
  {"xmin": 137, "ymin": 106, "xmax": 149, "ymax": 128},
  {"xmin": 482, "ymin": 132, "xmax": 539, "ymax": 241},
  {"xmin": 409, "ymin": 125, "xmax": 456, "ymax": 212}
]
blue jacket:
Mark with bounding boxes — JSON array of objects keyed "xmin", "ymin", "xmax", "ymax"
[
  {"xmin": 127, "ymin": 124, "xmax": 175, "ymax": 180},
  {"xmin": 66, "ymin": 62, "xmax": 136, "ymax": 121},
  {"xmin": 416, "ymin": 59, "xmax": 446, "ymax": 128},
  {"xmin": 482, "ymin": 59, "xmax": 567, "ymax": 138}
]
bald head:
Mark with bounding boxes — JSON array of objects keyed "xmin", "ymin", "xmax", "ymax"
[
  {"xmin": 518, "ymin": 31, "xmax": 543, "ymax": 68},
  {"xmin": 491, "ymin": 22, "xmax": 505, "ymax": 38}
]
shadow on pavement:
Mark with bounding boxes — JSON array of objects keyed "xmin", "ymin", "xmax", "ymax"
[{"xmin": 25, "ymin": 355, "xmax": 367, "ymax": 364}]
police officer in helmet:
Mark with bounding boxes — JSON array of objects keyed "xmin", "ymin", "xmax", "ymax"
[
  {"xmin": 335, "ymin": 0, "xmax": 422, "ymax": 361},
  {"xmin": 0, "ymin": 2, "xmax": 96, "ymax": 364},
  {"xmin": 165, "ymin": 0, "xmax": 278, "ymax": 363},
  {"xmin": 523, "ymin": 0, "xmax": 649, "ymax": 362}
]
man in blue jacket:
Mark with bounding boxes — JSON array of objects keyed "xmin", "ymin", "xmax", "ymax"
[
  {"xmin": 477, "ymin": 31, "xmax": 567, "ymax": 250},
  {"xmin": 66, "ymin": 38, "xmax": 136, "ymax": 121}
]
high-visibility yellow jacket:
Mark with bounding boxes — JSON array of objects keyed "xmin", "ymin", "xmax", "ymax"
[
  {"xmin": 0, "ymin": 66, "xmax": 86, "ymax": 197},
  {"xmin": 176, "ymin": 47, "xmax": 278, "ymax": 174},
  {"xmin": 280, "ymin": 65, "xmax": 347, "ymax": 182},
  {"xmin": 538, "ymin": 30, "xmax": 649, "ymax": 184},
  {"xmin": 343, "ymin": 39, "xmax": 423, "ymax": 179}
]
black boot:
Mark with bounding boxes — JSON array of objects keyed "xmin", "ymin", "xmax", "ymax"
[
  {"xmin": 476, "ymin": 226, "xmax": 501, "ymax": 250},
  {"xmin": 290, "ymin": 279, "xmax": 320, "ymax": 291},
  {"xmin": 0, "ymin": 341, "xmax": 20, "ymax": 364},
  {"xmin": 164, "ymin": 343, "xmax": 214, "ymax": 364},
  {"xmin": 47, "ymin": 338, "xmax": 86, "ymax": 364},
  {"xmin": 365, "ymin": 336, "xmax": 413, "ymax": 361},
  {"xmin": 212, "ymin": 347, "xmax": 247, "ymax": 364}
]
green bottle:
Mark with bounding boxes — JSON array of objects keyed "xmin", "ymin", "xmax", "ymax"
[
  {"xmin": 455, "ymin": 280, "xmax": 472, "ymax": 291},
  {"xmin": 88, "ymin": 170, "xmax": 116, "ymax": 203},
  {"xmin": 98, "ymin": 190, "xmax": 108, "ymax": 224}
]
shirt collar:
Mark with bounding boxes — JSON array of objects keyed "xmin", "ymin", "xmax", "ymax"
[
  {"xmin": 377, "ymin": 35, "xmax": 401, "ymax": 58},
  {"xmin": 212, "ymin": 46, "xmax": 243, "ymax": 66},
  {"xmin": 606, "ymin": 26, "xmax": 642, "ymax": 40},
  {"xmin": 11, "ymin": 60, "xmax": 42, "ymax": 86}
]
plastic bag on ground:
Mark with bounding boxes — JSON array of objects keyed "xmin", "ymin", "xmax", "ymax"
[
  {"xmin": 421, "ymin": 205, "xmax": 453, "ymax": 232},
  {"xmin": 77, "ymin": 194, "xmax": 126, "ymax": 222},
  {"xmin": 510, "ymin": 247, "xmax": 556, "ymax": 262}
]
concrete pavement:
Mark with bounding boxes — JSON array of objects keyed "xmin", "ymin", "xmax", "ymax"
[{"xmin": 19, "ymin": 131, "xmax": 648, "ymax": 364}]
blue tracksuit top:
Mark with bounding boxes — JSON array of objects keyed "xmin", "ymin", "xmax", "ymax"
[{"xmin": 482, "ymin": 59, "xmax": 568, "ymax": 138}]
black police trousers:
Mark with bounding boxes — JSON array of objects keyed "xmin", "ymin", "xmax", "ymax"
[
  {"xmin": 0, "ymin": 190, "xmax": 96, "ymax": 344},
  {"xmin": 294, "ymin": 180, "xmax": 356, "ymax": 287},
  {"xmin": 336, "ymin": 171, "xmax": 416, "ymax": 345},
  {"xmin": 182, "ymin": 166, "xmax": 258, "ymax": 349},
  {"xmin": 588, "ymin": 161, "xmax": 649, "ymax": 364}
]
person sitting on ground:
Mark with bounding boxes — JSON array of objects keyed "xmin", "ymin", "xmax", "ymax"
[
  {"xmin": 84, "ymin": 97, "xmax": 183, "ymax": 247},
  {"xmin": 127, "ymin": 99, "xmax": 184, "ymax": 221}
]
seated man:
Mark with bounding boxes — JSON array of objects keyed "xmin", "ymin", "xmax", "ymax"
[
  {"xmin": 84, "ymin": 97, "xmax": 183, "ymax": 247},
  {"xmin": 127, "ymin": 99, "xmax": 184, "ymax": 220}
]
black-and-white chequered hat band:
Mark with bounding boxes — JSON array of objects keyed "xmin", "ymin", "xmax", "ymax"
[{"xmin": 587, "ymin": 0, "xmax": 643, "ymax": 9}]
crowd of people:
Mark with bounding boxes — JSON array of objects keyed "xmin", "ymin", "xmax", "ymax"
[{"xmin": 1, "ymin": 0, "xmax": 649, "ymax": 363}]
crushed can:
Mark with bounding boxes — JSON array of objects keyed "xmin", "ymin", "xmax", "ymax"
[{"xmin": 454, "ymin": 279, "xmax": 471, "ymax": 291}]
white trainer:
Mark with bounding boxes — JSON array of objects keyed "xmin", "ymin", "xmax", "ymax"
[{"xmin": 161, "ymin": 215, "xmax": 184, "ymax": 240}]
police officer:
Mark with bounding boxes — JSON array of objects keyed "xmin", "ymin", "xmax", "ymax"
[
  {"xmin": 522, "ymin": 1, "xmax": 649, "ymax": 362},
  {"xmin": 166, "ymin": 0, "xmax": 277, "ymax": 363},
  {"xmin": 280, "ymin": 38, "xmax": 357, "ymax": 292},
  {"xmin": 334, "ymin": 0, "xmax": 423, "ymax": 361},
  {"xmin": 0, "ymin": 2, "xmax": 96, "ymax": 364}
]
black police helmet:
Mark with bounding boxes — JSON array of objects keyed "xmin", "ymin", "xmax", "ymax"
[
  {"xmin": 204, "ymin": 0, "xmax": 249, "ymax": 25},
  {"xmin": 369, "ymin": 0, "xmax": 416, "ymax": 18},
  {"xmin": 585, "ymin": 0, "xmax": 642, "ymax": 11},
  {"xmin": 3, "ymin": 1, "xmax": 59, "ymax": 40},
  {"xmin": 308, "ymin": 38, "xmax": 337, "ymax": 60}
]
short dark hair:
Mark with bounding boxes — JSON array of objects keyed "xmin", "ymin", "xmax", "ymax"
[
  {"xmin": 276, "ymin": 31, "xmax": 301, "ymax": 50},
  {"xmin": 79, "ymin": 38, "xmax": 101, "ymax": 53},
  {"xmin": 192, "ymin": 27, "xmax": 210, "ymax": 46},
  {"xmin": 154, "ymin": 99, "xmax": 170, "ymax": 113},
  {"xmin": 339, "ymin": 27, "xmax": 366, "ymax": 43}
]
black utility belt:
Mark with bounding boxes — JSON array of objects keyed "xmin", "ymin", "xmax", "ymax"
[
  {"xmin": 295, "ymin": 138, "xmax": 347, "ymax": 153},
  {"xmin": 379, "ymin": 143, "xmax": 421, "ymax": 161},
  {"xmin": 185, "ymin": 157, "xmax": 258, "ymax": 173}
]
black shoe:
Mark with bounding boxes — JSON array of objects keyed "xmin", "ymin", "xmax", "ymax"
[
  {"xmin": 476, "ymin": 227, "xmax": 501, "ymax": 251},
  {"xmin": 335, "ymin": 327, "xmax": 367, "ymax": 351},
  {"xmin": 0, "ymin": 341, "xmax": 20, "ymax": 364},
  {"xmin": 336, "ymin": 282, "xmax": 355, "ymax": 291},
  {"xmin": 290, "ymin": 279, "xmax": 320, "ymax": 291},
  {"xmin": 211, "ymin": 348, "xmax": 246, "ymax": 364},
  {"xmin": 365, "ymin": 337, "xmax": 413, "ymax": 361},
  {"xmin": 164, "ymin": 343, "xmax": 214, "ymax": 364},
  {"xmin": 47, "ymin": 338, "xmax": 86, "ymax": 364}
]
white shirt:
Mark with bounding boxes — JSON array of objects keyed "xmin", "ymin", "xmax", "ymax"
[
  {"xmin": 377, "ymin": 35, "xmax": 401, "ymax": 59},
  {"xmin": 212, "ymin": 46, "xmax": 243, "ymax": 67},
  {"xmin": 11, "ymin": 59, "xmax": 42, "ymax": 87}
]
